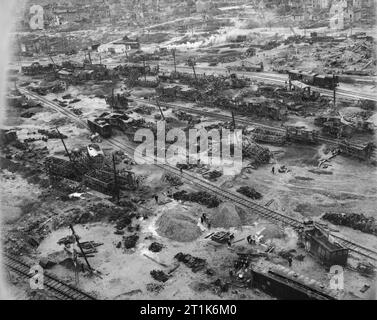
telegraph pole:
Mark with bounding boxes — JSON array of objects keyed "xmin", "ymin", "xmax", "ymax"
[
  {"xmin": 112, "ymin": 154, "xmax": 120, "ymax": 203},
  {"xmin": 56, "ymin": 128, "xmax": 72, "ymax": 162},
  {"xmin": 333, "ymin": 74, "xmax": 336, "ymax": 107},
  {"xmin": 172, "ymin": 48, "xmax": 177, "ymax": 74},
  {"xmin": 143, "ymin": 56, "xmax": 147, "ymax": 82},
  {"xmin": 69, "ymin": 225, "xmax": 93, "ymax": 274}
]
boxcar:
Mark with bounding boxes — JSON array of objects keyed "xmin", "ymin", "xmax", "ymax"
[
  {"xmin": 301, "ymin": 226, "xmax": 348, "ymax": 267},
  {"xmin": 88, "ymin": 119, "xmax": 112, "ymax": 138}
]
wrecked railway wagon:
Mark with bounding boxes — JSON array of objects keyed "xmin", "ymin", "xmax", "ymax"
[
  {"xmin": 337, "ymin": 141, "xmax": 375, "ymax": 161},
  {"xmin": 22, "ymin": 62, "xmax": 56, "ymax": 76},
  {"xmin": 240, "ymin": 262, "xmax": 337, "ymax": 300},
  {"xmin": 251, "ymin": 127, "xmax": 286, "ymax": 145},
  {"xmin": 87, "ymin": 118, "xmax": 112, "ymax": 138},
  {"xmin": 286, "ymin": 126, "xmax": 319, "ymax": 144},
  {"xmin": 83, "ymin": 169, "xmax": 137, "ymax": 194},
  {"xmin": 288, "ymin": 70, "xmax": 339, "ymax": 90},
  {"xmin": 83, "ymin": 170, "xmax": 115, "ymax": 195},
  {"xmin": 241, "ymin": 99, "xmax": 288, "ymax": 121},
  {"xmin": 45, "ymin": 157, "xmax": 77, "ymax": 180}
]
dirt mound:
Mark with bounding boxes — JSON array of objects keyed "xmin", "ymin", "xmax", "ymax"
[
  {"xmin": 210, "ymin": 202, "xmax": 241, "ymax": 228},
  {"xmin": 260, "ymin": 224, "xmax": 286, "ymax": 239},
  {"xmin": 156, "ymin": 212, "xmax": 202, "ymax": 242}
]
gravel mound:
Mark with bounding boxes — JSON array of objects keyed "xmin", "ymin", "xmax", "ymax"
[
  {"xmin": 156, "ymin": 212, "xmax": 202, "ymax": 242},
  {"xmin": 210, "ymin": 202, "xmax": 241, "ymax": 228}
]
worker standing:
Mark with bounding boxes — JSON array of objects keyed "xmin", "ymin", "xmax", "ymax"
[
  {"xmin": 154, "ymin": 194, "xmax": 159, "ymax": 204},
  {"xmin": 288, "ymin": 256, "xmax": 293, "ymax": 268},
  {"xmin": 271, "ymin": 166, "xmax": 275, "ymax": 175}
]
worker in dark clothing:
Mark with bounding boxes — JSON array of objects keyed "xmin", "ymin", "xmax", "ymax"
[
  {"xmin": 246, "ymin": 235, "xmax": 252, "ymax": 244},
  {"xmin": 271, "ymin": 166, "xmax": 275, "ymax": 174},
  {"xmin": 180, "ymin": 167, "xmax": 183, "ymax": 174},
  {"xmin": 154, "ymin": 194, "xmax": 158, "ymax": 204},
  {"xmin": 227, "ymin": 240, "xmax": 232, "ymax": 247},
  {"xmin": 288, "ymin": 256, "xmax": 293, "ymax": 267}
]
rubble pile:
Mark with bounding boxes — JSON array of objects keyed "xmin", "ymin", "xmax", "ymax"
[
  {"xmin": 146, "ymin": 283, "xmax": 164, "ymax": 294},
  {"xmin": 51, "ymin": 178, "xmax": 86, "ymax": 195},
  {"xmin": 134, "ymin": 105, "xmax": 154, "ymax": 115},
  {"xmin": 236, "ymin": 186, "xmax": 262, "ymax": 200},
  {"xmin": 162, "ymin": 173, "xmax": 183, "ymax": 186},
  {"xmin": 171, "ymin": 190, "xmax": 221, "ymax": 208},
  {"xmin": 52, "ymin": 202, "xmax": 136, "ymax": 230},
  {"xmin": 243, "ymin": 141, "xmax": 272, "ymax": 167},
  {"xmin": 123, "ymin": 234, "xmax": 139, "ymax": 249},
  {"xmin": 37, "ymin": 129, "xmax": 67, "ymax": 139},
  {"xmin": 148, "ymin": 242, "xmax": 163, "ymax": 252},
  {"xmin": 174, "ymin": 252, "xmax": 206, "ymax": 273},
  {"xmin": 322, "ymin": 212, "xmax": 377, "ymax": 236},
  {"xmin": 150, "ymin": 270, "xmax": 170, "ymax": 282}
]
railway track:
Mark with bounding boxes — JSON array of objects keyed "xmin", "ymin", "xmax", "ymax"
[
  {"xmin": 19, "ymin": 89, "xmax": 377, "ymax": 262},
  {"xmin": 330, "ymin": 235, "xmax": 377, "ymax": 262},
  {"xmin": 159, "ymin": 65, "xmax": 377, "ymax": 102},
  {"xmin": 4, "ymin": 253, "xmax": 96, "ymax": 300},
  {"xmin": 132, "ymin": 98, "xmax": 368, "ymax": 150}
]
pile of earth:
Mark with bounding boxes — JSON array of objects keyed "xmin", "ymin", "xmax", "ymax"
[
  {"xmin": 260, "ymin": 224, "xmax": 286, "ymax": 240},
  {"xmin": 156, "ymin": 211, "xmax": 202, "ymax": 242},
  {"xmin": 210, "ymin": 202, "xmax": 242, "ymax": 228}
]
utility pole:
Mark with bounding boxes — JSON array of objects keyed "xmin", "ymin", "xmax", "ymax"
[
  {"xmin": 112, "ymin": 154, "xmax": 120, "ymax": 203},
  {"xmin": 56, "ymin": 128, "xmax": 72, "ymax": 162},
  {"xmin": 171, "ymin": 48, "xmax": 177, "ymax": 74},
  {"xmin": 231, "ymin": 111, "xmax": 236, "ymax": 129},
  {"xmin": 69, "ymin": 225, "xmax": 93, "ymax": 274},
  {"xmin": 333, "ymin": 74, "xmax": 336, "ymax": 107},
  {"xmin": 156, "ymin": 99, "xmax": 165, "ymax": 121},
  {"xmin": 143, "ymin": 56, "xmax": 147, "ymax": 82}
]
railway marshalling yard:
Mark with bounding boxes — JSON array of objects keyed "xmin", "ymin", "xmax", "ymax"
[{"xmin": 2, "ymin": 25, "xmax": 377, "ymax": 301}]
